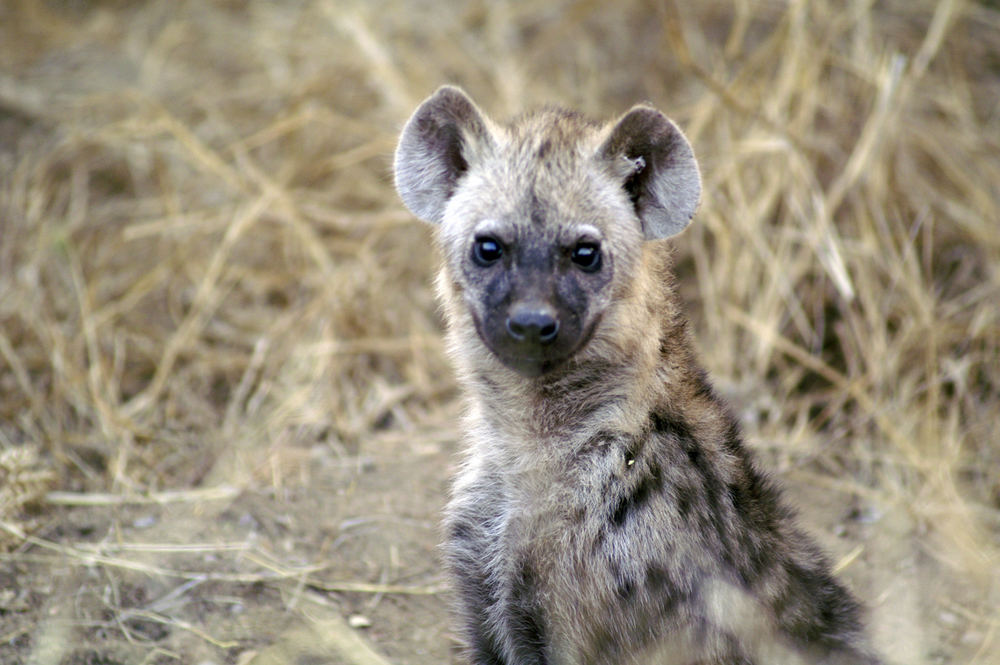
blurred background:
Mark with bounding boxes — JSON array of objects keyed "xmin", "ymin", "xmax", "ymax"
[{"xmin": 0, "ymin": 1, "xmax": 998, "ymax": 663}]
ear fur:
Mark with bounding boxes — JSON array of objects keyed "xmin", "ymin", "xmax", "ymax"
[
  {"xmin": 393, "ymin": 86, "xmax": 494, "ymax": 224},
  {"xmin": 598, "ymin": 106, "xmax": 701, "ymax": 240}
]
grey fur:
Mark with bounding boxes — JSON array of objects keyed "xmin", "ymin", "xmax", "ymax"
[{"xmin": 394, "ymin": 86, "xmax": 882, "ymax": 665}]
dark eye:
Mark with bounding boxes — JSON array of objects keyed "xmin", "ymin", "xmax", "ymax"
[
  {"xmin": 571, "ymin": 242, "xmax": 601, "ymax": 272},
  {"xmin": 472, "ymin": 237, "xmax": 503, "ymax": 266}
]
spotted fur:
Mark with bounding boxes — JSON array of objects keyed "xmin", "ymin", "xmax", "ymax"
[{"xmin": 394, "ymin": 86, "xmax": 881, "ymax": 665}]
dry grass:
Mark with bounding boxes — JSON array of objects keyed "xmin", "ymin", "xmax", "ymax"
[{"xmin": 0, "ymin": 1, "xmax": 998, "ymax": 663}]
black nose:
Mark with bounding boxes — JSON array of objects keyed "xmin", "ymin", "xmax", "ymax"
[{"xmin": 506, "ymin": 305, "xmax": 559, "ymax": 345}]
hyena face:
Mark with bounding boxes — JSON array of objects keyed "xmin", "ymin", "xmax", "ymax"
[
  {"xmin": 452, "ymin": 199, "xmax": 615, "ymax": 377},
  {"xmin": 439, "ymin": 135, "xmax": 632, "ymax": 377},
  {"xmin": 394, "ymin": 86, "xmax": 701, "ymax": 376}
]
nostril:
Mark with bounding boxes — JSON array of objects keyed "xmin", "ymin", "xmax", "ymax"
[
  {"xmin": 506, "ymin": 307, "xmax": 559, "ymax": 345},
  {"xmin": 506, "ymin": 318, "xmax": 525, "ymax": 341},
  {"xmin": 538, "ymin": 320, "xmax": 558, "ymax": 343}
]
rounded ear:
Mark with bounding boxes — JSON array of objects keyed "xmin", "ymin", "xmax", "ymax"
[
  {"xmin": 393, "ymin": 85, "xmax": 494, "ymax": 224},
  {"xmin": 598, "ymin": 106, "xmax": 701, "ymax": 240}
]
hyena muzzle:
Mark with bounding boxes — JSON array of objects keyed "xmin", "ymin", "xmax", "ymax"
[{"xmin": 394, "ymin": 86, "xmax": 882, "ymax": 665}]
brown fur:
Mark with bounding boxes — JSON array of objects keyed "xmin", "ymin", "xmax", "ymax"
[{"xmin": 394, "ymin": 86, "xmax": 881, "ymax": 665}]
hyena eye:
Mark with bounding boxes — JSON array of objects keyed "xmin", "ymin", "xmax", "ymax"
[
  {"xmin": 472, "ymin": 237, "xmax": 503, "ymax": 266},
  {"xmin": 571, "ymin": 242, "xmax": 602, "ymax": 272}
]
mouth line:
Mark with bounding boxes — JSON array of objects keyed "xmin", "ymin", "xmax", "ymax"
[{"xmin": 499, "ymin": 353, "xmax": 566, "ymax": 375}]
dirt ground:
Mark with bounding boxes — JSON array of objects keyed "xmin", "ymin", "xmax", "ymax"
[
  {"xmin": 3, "ymin": 413, "xmax": 996, "ymax": 665},
  {"xmin": 2, "ymin": 422, "xmax": 458, "ymax": 665},
  {"xmin": 1, "ymin": 1, "xmax": 999, "ymax": 664}
]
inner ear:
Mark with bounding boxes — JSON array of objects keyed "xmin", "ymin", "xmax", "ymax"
[
  {"xmin": 598, "ymin": 106, "xmax": 701, "ymax": 240},
  {"xmin": 425, "ymin": 117, "xmax": 470, "ymax": 196}
]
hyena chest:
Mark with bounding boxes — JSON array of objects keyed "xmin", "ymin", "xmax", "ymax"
[
  {"xmin": 493, "ymin": 467, "xmax": 694, "ymax": 665},
  {"xmin": 495, "ymin": 490, "xmax": 607, "ymax": 662}
]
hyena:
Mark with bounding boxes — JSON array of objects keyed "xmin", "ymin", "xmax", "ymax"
[{"xmin": 393, "ymin": 86, "xmax": 881, "ymax": 665}]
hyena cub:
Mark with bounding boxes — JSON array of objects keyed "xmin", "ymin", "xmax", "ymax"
[{"xmin": 394, "ymin": 86, "xmax": 881, "ymax": 665}]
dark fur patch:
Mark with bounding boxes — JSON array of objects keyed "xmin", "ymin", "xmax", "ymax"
[
  {"xmin": 720, "ymin": 417, "xmax": 787, "ymax": 585},
  {"xmin": 468, "ymin": 632, "xmax": 506, "ymax": 665},
  {"xmin": 529, "ymin": 192, "xmax": 546, "ymax": 227},
  {"xmin": 607, "ymin": 557, "xmax": 638, "ymax": 602},
  {"xmin": 536, "ymin": 138, "xmax": 552, "ymax": 159},
  {"xmin": 507, "ymin": 559, "xmax": 548, "ymax": 665},
  {"xmin": 650, "ymin": 411, "xmax": 694, "ymax": 441},
  {"xmin": 448, "ymin": 518, "xmax": 476, "ymax": 544},
  {"xmin": 652, "ymin": 410, "xmax": 740, "ymax": 576},
  {"xmin": 610, "ymin": 462, "xmax": 663, "ymax": 527},
  {"xmin": 452, "ymin": 558, "xmax": 505, "ymax": 664},
  {"xmin": 615, "ymin": 575, "xmax": 637, "ymax": 601},
  {"xmin": 675, "ymin": 485, "xmax": 695, "ymax": 518},
  {"xmin": 579, "ymin": 430, "xmax": 615, "ymax": 457},
  {"xmin": 692, "ymin": 368, "xmax": 716, "ymax": 400},
  {"xmin": 644, "ymin": 563, "xmax": 693, "ymax": 611},
  {"xmin": 721, "ymin": 417, "xmax": 745, "ymax": 454},
  {"xmin": 777, "ymin": 560, "xmax": 864, "ymax": 650},
  {"xmin": 645, "ymin": 564, "xmax": 683, "ymax": 611},
  {"xmin": 591, "ymin": 525, "xmax": 607, "ymax": 551},
  {"xmin": 654, "ymin": 412, "xmax": 720, "ymax": 513}
]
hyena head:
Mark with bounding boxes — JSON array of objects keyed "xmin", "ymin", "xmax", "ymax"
[{"xmin": 394, "ymin": 86, "xmax": 701, "ymax": 377}]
